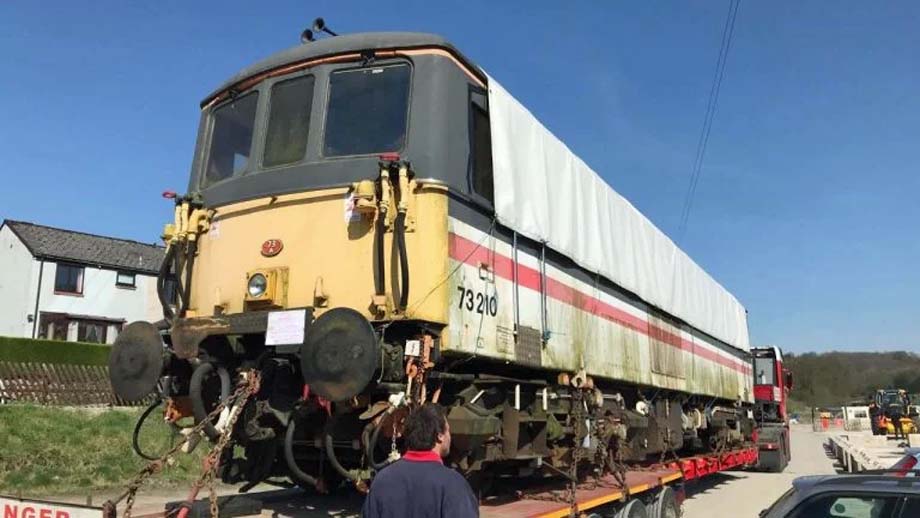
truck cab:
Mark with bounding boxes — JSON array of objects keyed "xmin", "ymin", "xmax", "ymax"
[{"xmin": 752, "ymin": 346, "xmax": 793, "ymax": 471}]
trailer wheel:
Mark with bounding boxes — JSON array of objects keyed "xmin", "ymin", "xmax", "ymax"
[
  {"xmin": 776, "ymin": 435, "xmax": 789, "ymax": 472},
  {"xmin": 760, "ymin": 437, "xmax": 788, "ymax": 473},
  {"xmin": 649, "ymin": 486, "xmax": 680, "ymax": 518},
  {"xmin": 615, "ymin": 498, "xmax": 648, "ymax": 518}
]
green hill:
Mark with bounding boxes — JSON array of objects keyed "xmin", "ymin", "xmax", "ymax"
[{"xmin": 786, "ymin": 351, "xmax": 920, "ymax": 408}]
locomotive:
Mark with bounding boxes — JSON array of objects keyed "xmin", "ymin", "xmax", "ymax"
[{"xmin": 109, "ymin": 27, "xmax": 755, "ymax": 492}]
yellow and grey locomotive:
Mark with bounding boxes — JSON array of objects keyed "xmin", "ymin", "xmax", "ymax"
[{"xmin": 109, "ymin": 29, "xmax": 755, "ymax": 492}]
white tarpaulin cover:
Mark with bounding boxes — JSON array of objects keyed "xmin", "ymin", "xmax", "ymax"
[{"xmin": 487, "ymin": 76, "xmax": 750, "ymax": 352}]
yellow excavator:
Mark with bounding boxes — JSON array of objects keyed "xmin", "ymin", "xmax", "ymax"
[{"xmin": 869, "ymin": 389, "xmax": 917, "ymax": 436}]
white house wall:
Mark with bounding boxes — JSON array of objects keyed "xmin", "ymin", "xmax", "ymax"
[
  {"xmin": 0, "ymin": 226, "xmax": 37, "ymax": 337},
  {"xmin": 144, "ymin": 277, "xmax": 163, "ymax": 323},
  {"xmin": 36, "ymin": 263, "xmax": 158, "ymax": 341}
]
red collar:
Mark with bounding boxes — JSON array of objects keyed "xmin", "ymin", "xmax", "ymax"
[{"xmin": 402, "ymin": 450, "xmax": 444, "ymax": 464}]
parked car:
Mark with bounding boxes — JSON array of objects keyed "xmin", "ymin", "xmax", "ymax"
[
  {"xmin": 760, "ymin": 472, "xmax": 920, "ymax": 517},
  {"xmin": 890, "ymin": 448, "xmax": 920, "ymax": 475}
]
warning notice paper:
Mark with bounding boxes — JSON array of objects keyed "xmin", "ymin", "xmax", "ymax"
[{"xmin": 265, "ymin": 309, "xmax": 307, "ymax": 346}]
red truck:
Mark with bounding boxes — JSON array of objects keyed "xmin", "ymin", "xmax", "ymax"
[{"xmin": 753, "ymin": 346, "xmax": 794, "ymax": 472}]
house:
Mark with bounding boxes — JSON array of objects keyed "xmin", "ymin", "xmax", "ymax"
[{"xmin": 0, "ymin": 220, "xmax": 166, "ymax": 344}]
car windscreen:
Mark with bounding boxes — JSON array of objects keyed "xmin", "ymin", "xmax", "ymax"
[
  {"xmin": 323, "ymin": 63, "xmax": 410, "ymax": 157},
  {"xmin": 203, "ymin": 92, "xmax": 259, "ymax": 187}
]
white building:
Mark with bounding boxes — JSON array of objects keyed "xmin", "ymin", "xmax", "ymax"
[{"xmin": 0, "ymin": 220, "xmax": 166, "ymax": 344}]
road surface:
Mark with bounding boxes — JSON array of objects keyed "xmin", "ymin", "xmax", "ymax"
[{"xmin": 682, "ymin": 424, "xmax": 838, "ymax": 518}]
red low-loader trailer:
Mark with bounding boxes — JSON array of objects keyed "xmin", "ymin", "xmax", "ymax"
[
  {"xmin": 480, "ymin": 347, "xmax": 792, "ymax": 516},
  {"xmin": 480, "ymin": 445, "xmax": 760, "ymax": 517},
  {"xmin": 0, "ymin": 444, "xmax": 759, "ymax": 518}
]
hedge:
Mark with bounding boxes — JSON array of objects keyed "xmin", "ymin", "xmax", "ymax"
[{"xmin": 0, "ymin": 336, "xmax": 110, "ymax": 366}]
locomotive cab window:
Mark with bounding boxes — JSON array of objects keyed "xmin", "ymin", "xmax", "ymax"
[
  {"xmin": 264, "ymin": 75, "xmax": 314, "ymax": 168},
  {"xmin": 323, "ymin": 63, "xmax": 410, "ymax": 157},
  {"xmin": 203, "ymin": 92, "xmax": 259, "ymax": 187},
  {"xmin": 470, "ymin": 90, "xmax": 494, "ymax": 204}
]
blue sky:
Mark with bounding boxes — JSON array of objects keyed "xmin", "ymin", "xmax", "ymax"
[{"xmin": 1, "ymin": 2, "xmax": 917, "ymax": 352}]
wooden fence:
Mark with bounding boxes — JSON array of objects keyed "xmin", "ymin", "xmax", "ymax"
[{"xmin": 0, "ymin": 361, "xmax": 145, "ymax": 406}]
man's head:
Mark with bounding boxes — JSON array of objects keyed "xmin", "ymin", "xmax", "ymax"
[{"xmin": 403, "ymin": 404, "xmax": 451, "ymax": 457}]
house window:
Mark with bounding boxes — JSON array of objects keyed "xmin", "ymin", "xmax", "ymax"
[
  {"xmin": 54, "ymin": 263, "xmax": 84, "ymax": 294},
  {"xmin": 38, "ymin": 313, "xmax": 69, "ymax": 341},
  {"xmin": 116, "ymin": 271, "xmax": 136, "ymax": 288},
  {"xmin": 38, "ymin": 312, "xmax": 121, "ymax": 344},
  {"xmin": 78, "ymin": 321, "xmax": 108, "ymax": 344}
]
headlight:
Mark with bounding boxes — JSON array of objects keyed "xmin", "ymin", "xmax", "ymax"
[{"xmin": 247, "ymin": 274, "xmax": 268, "ymax": 298}]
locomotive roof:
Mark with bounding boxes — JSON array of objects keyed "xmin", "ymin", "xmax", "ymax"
[{"xmin": 202, "ymin": 32, "xmax": 483, "ymax": 107}]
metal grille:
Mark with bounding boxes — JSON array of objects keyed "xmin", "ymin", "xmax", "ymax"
[
  {"xmin": 648, "ymin": 313, "xmax": 686, "ymax": 379},
  {"xmin": 515, "ymin": 325, "xmax": 542, "ymax": 367}
]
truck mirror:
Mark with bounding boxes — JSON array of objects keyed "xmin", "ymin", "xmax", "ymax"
[{"xmin": 784, "ymin": 370, "xmax": 794, "ymax": 390}]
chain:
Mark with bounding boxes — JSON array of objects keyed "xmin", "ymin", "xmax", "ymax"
[
  {"xmin": 658, "ymin": 426, "xmax": 683, "ymax": 465},
  {"xmin": 201, "ymin": 372, "xmax": 258, "ymax": 518},
  {"xmin": 388, "ymin": 421, "xmax": 400, "ymax": 462},
  {"xmin": 610, "ymin": 446, "xmax": 628, "ymax": 489},
  {"xmin": 566, "ymin": 388, "xmax": 588, "ymax": 518},
  {"xmin": 105, "ymin": 372, "xmax": 260, "ymax": 518}
]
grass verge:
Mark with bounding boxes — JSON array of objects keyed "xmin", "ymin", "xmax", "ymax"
[
  {"xmin": 0, "ymin": 337, "xmax": 110, "ymax": 366},
  {"xmin": 0, "ymin": 404, "xmax": 205, "ymax": 496}
]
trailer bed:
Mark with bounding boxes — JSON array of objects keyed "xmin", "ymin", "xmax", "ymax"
[
  {"xmin": 76, "ymin": 446, "xmax": 760, "ymax": 518},
  {"xmin": 480, "ymin": 469, "xmax": 681, "ymax": 518},
  {"xmin": 480, "ymin": 446, "xmax": 759, "ymax": 517}
]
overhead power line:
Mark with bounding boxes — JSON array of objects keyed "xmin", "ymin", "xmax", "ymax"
[{"xmin": 677, "ymin": 0, "xmax": 742, "ymax": 243}]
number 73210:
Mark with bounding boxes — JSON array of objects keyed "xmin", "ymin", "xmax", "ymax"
[{"xmin": 456, "ymin": 286, "xmax": 498, "ymax": 317}]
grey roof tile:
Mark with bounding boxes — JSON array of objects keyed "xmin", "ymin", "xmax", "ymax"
[{"xmin": 3, "ymin": 220, "xmax": 164, "ymax": 275}]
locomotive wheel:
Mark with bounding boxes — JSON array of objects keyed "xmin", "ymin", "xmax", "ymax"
[{"xmin": 190, "ymin": 361, "xmax": 231, "ymax": 441}]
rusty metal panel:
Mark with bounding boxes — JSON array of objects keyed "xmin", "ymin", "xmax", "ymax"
[
  {"xmin": 515, "ymin": 325, "xmax": 542, "ymax": 367},
  {"xmin": 648, "ymin": 312, "xmax": 685, "ymax": 379}
]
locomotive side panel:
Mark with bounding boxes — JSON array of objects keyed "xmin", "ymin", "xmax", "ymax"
[{"xmin": 446, "ymin": 215, "xmax": 753, "ymax": 403}]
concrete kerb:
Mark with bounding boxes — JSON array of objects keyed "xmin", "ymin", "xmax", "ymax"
[{"xmin": 826, "ymin": 434, "xmax": 897, "ymax": 473}]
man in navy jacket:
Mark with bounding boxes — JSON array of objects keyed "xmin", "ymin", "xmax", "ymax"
[{"xmin": 362, "ymin": 404, "xmax": 479, "ymax": 518}]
